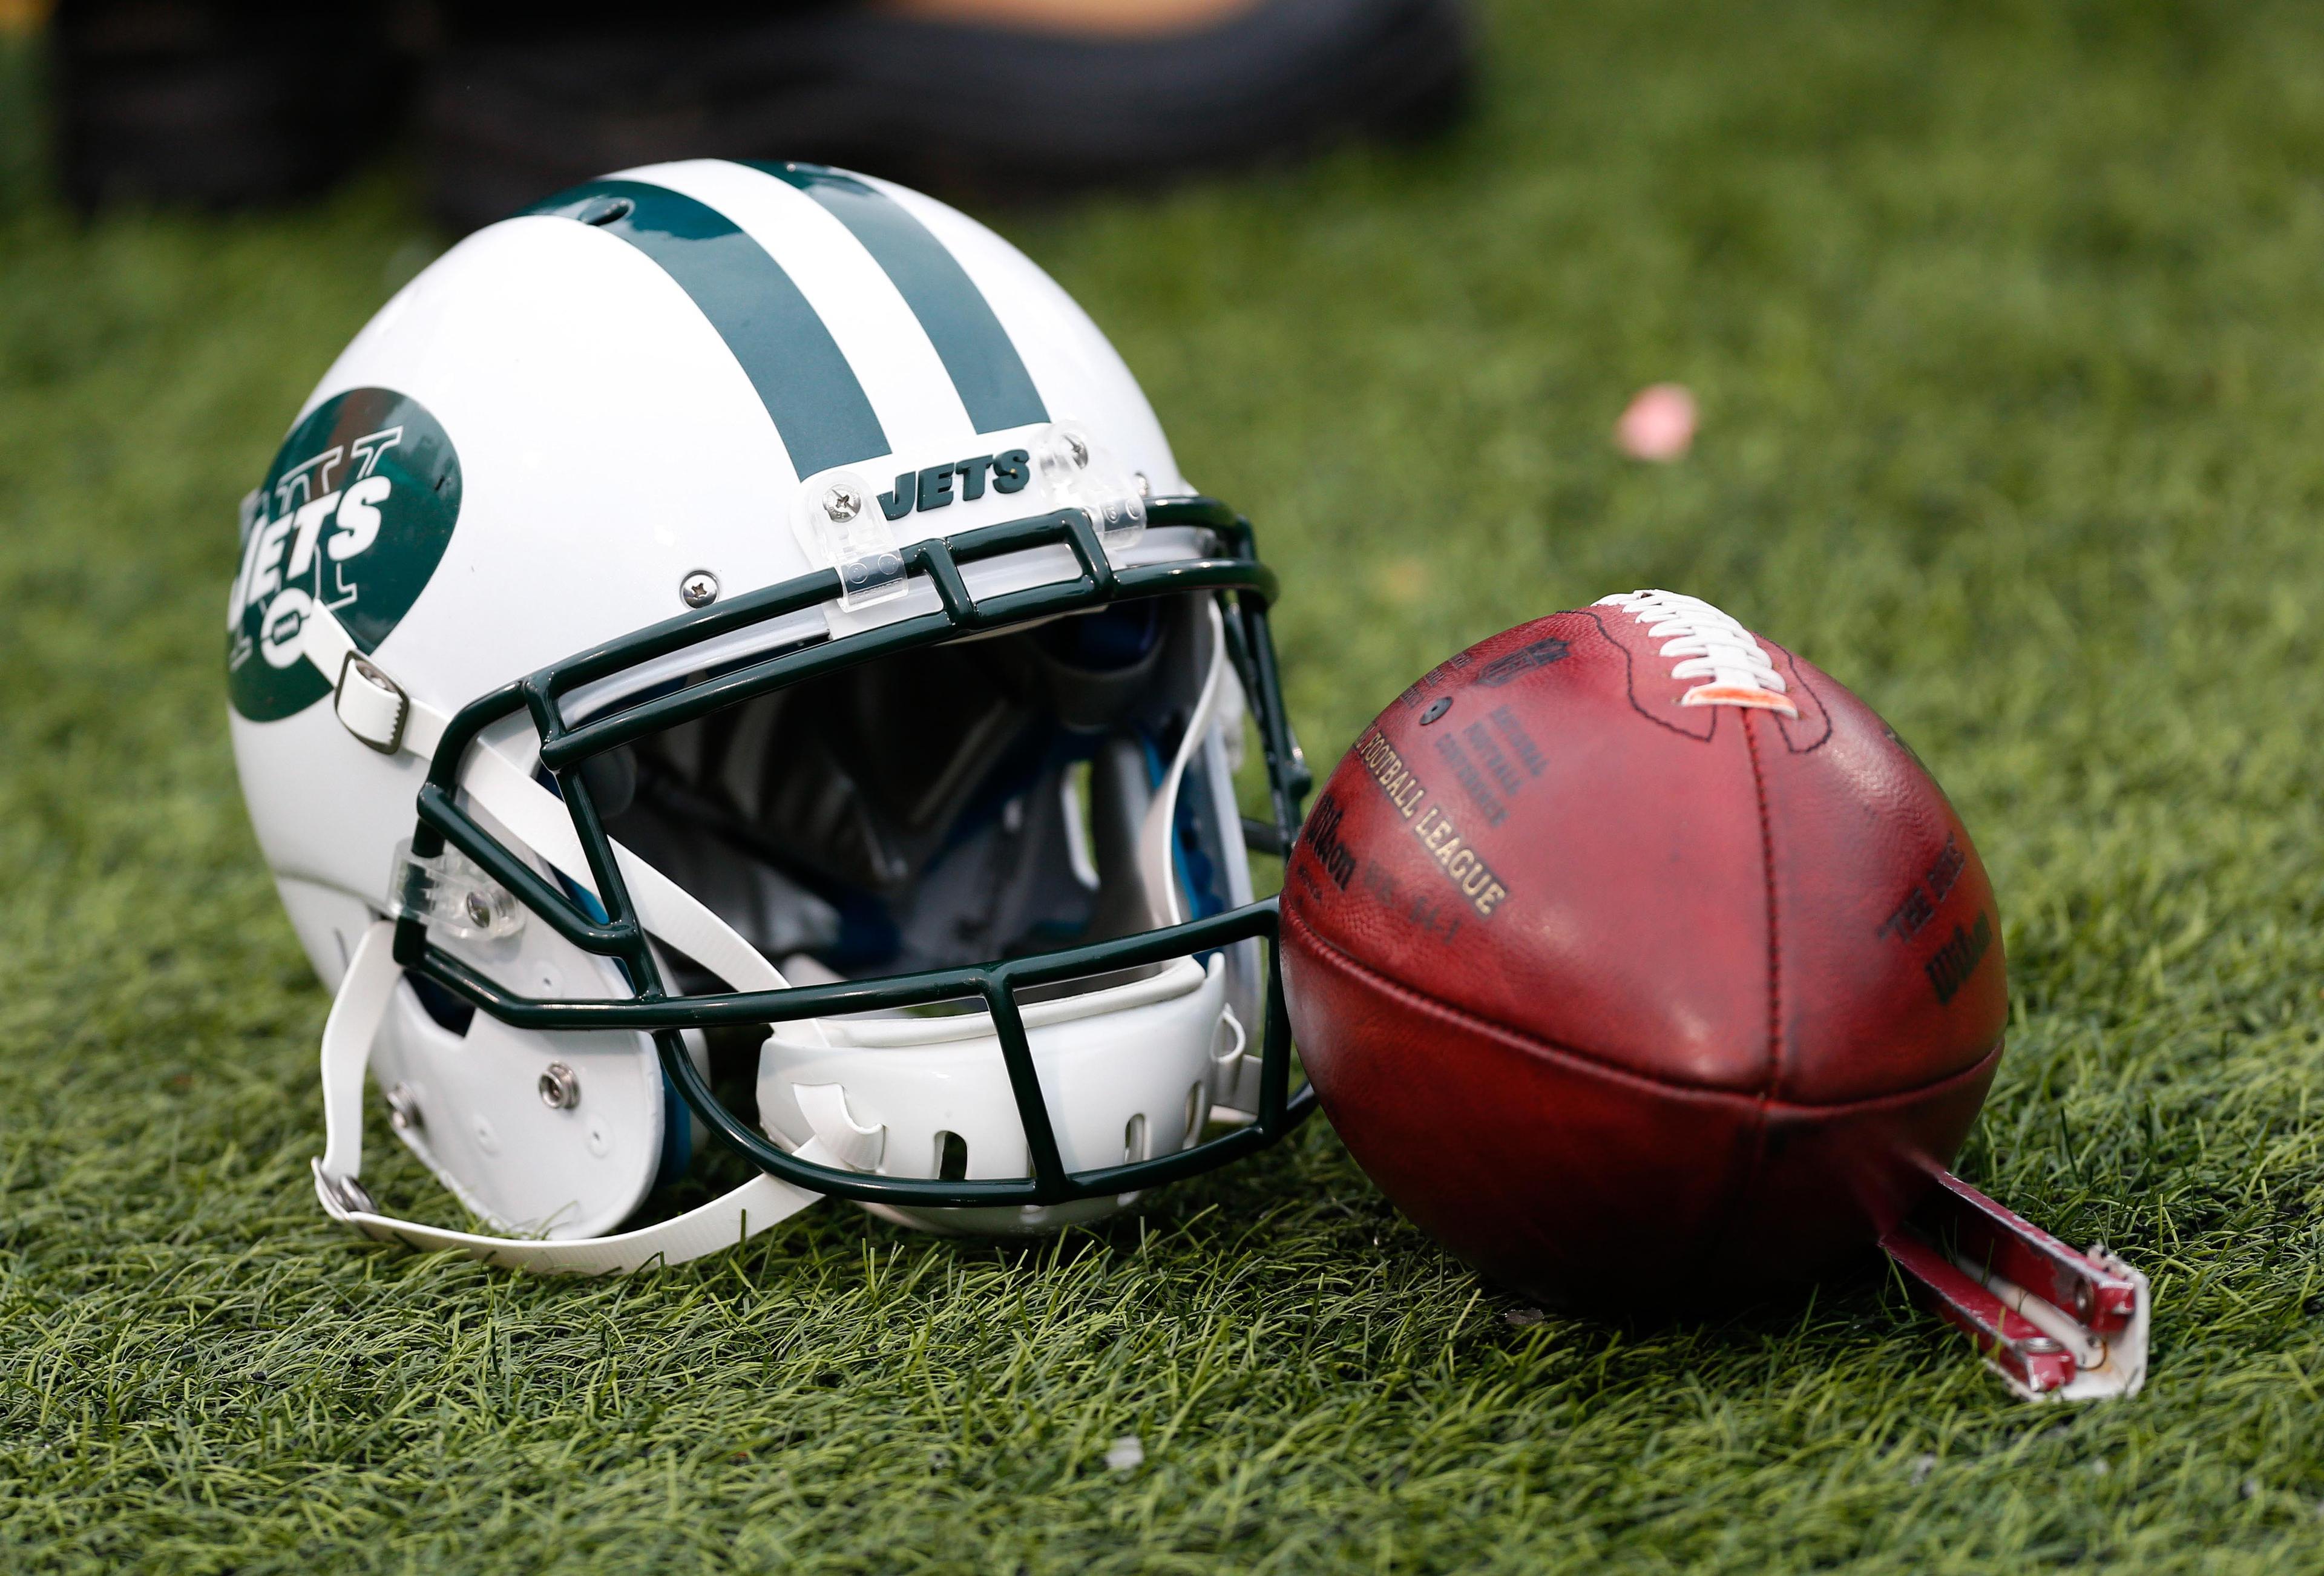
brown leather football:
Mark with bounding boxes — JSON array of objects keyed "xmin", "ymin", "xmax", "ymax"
[{"xmin": 1279, "ymin": 591, "xmax": 2007, "ymax": 1308}]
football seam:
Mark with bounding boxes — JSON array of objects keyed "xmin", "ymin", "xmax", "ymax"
[
  {"xmin": 1723, "ymin": 708, "xmax": 1784, "ymax": 1281},
  {"xmin": 1767, "ymin": 645, "xmax": 1834, "ymax": 755},
  {"xmin": 1282, "ymin": 898, "xmax": 2003, "ymax": 1113},
  {"xmin": 1589, "ymin": 608, "xmax": 1719, "ymax": 743},
  {"xmin": 1744, "ymin": 707, "xmax": 1783, "ymax": 1101}
]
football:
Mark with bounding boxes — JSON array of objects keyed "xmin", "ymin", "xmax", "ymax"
[{"xmin": 1279, "ymin": 591, "xmax": 2009, "ymax": 1307}]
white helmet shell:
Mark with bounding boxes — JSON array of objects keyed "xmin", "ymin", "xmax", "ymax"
[{"xmin": 231, "ymin": 161, "xmax": 1295, "ymax": 1272}]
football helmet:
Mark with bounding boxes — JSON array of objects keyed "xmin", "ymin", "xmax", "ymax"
[{"xmin": 229, "ymin": 160, "xmax": 1313, "ymax": 1272}]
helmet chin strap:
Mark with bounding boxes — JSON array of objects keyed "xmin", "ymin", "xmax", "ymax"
[
  {"xmin": 300, "ymin": 606, "xmax": 849, "ymax": 1272},
  {"xmin": 1135, "ymin": 599, "xmax": 1230, "ymax": 930},
  {"xmin": 298, "ymin": 592, "xmax": 1240, "ymax": 1270},
  {"xmin": 312, "ymin": 922, "xmax": 826, "ymax": 1272}
]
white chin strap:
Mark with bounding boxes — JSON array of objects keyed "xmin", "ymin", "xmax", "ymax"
[
  {"xmin": 1137, "ymin": 601, "xmax": 1230, "ymax": 930},
  {"xmin": 300, "ymin": 593, "xmax": 1235, "ymax": 1273},
  {"xmin": 302, "ymin": 606, "xmax": 829, "ymax": 1273},
  {"xmin": 313, "ymin": 921, "xmax": 822, "ymax": 1272}
]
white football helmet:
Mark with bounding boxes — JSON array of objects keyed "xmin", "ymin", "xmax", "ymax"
[{"xmin": 229, "ymin": 160, "xmax": 1313, "ymax": 1272}]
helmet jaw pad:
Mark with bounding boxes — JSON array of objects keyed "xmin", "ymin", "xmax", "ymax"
[{"xmin": 763, "ymin": 954, "xmax": 1229, "ymax": 1238}]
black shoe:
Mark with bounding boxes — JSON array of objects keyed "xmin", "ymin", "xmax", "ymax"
[{"xmin": 419, "ymin": 0, "xmax": 1475, "ymax": 232}]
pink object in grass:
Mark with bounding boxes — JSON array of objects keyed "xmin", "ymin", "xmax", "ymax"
[{"xmin": 1615, "ymin": 384, "xmax": 1697, "ymax": 462}]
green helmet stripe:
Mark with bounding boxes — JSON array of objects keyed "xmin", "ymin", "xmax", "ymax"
[
  {"xmin": 527, "ymin": 179, "xmax": 891, "ymax": 478},
  {"xmin": 752, "ymin": 162, "xmax": 1051, "ymax": 436}
]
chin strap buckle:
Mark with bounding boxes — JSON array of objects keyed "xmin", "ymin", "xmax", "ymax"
[
  {"xmin": 335, "ymin": 652, "xmax": 410, "ymax": 754},
  {"xmin": 312, "ymin": 1159, "xmax": 378, "ymax": 1218},
  {"xmin": 1882, "ymin": 1171, "xmax": 2150, "ymax": 1402}
]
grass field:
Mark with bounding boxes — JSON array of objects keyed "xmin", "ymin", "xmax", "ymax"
[{"xmin": 10, "ymin": 0, "xmax": 2324, "ymax": 1568}]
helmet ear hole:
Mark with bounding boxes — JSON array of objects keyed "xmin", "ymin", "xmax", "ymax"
[
  {"xmin": 407, "ymin": 973, "xmax": 476, "ymax": 1037},
  {"xmin": 1123, "ymin": 1112, "xmax": 1149, "ymax": 1164},
  {"xmin": 934, "ymin": 1130, "xmax": 969, "ymax": 1181}
]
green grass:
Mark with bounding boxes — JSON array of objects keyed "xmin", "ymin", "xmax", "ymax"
[{"xmin": 9, "ymin": 0, "xmax": 2324, "ymax": 1567}]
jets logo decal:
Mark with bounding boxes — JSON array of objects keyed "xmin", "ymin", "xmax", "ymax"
[{"xmin": 228, "ymin": 387, "xmax": 461, "ymax": 722}]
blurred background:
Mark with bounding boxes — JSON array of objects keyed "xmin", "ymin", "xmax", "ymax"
[
  {"xmin": 25, "ymin": 0, "xmax": 1472, "ymax": 228},
  {"xmin": 15, "ymin": 0, "xmax": 2324, "ymax": 1566}
]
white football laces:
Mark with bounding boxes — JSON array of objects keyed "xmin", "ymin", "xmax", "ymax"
[{"xmin": 1596, "ymin": 589, "xmax": 1797, "ymax": 717}]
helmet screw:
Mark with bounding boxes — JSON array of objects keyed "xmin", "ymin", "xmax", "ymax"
[
  {"xmin": 462, "ymin": 890, "xmax": 493, "ymax": 928},
  {"xmin": 1063, "ymin": 433, "xmax": 1089, "ymax": 468},
  {"xmin": 824, "ymin": 483, "xmax": 862, "ymax": 522},
  {"xmin": 386, "ymin": 1082, "xmax": 422, "ymax": 1132},
  {"xmin": 679, "ymin": 570, "xmax": 720, "ymax": 609},
  {"xmin": 539, "ymin": 1063, "xmax": 581, "ymax": 1110},
  {"xmin": 1134, "ymin": 471, "xmax": 1152, "ymax": 499}
]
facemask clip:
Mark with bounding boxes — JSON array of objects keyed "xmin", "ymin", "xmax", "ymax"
[
  {"xmin": 806, "ymin": 471, "xmax": 908, "ymax": 612},
  {"xmin": 390, "ymin": 841, "xmax": 525, "ymax": 941},
  {"xmin": 1037, "ymin": 422, "xmax": 1146, "ymax": 559}
]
